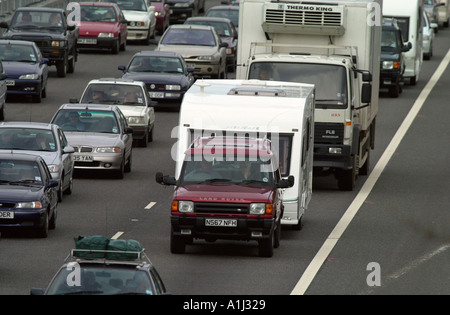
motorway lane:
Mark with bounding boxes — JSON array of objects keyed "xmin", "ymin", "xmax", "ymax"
[
  {"xmin": 0, "ymin": 2, "xmax": 448, "ymax": 297},
  {"xmin": 301, "ymin": 28, "xmax": 450, "ymax": 294}
]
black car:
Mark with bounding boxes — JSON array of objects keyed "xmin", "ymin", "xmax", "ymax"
[
  {"xmin": 0, "ymin": 40, "xmax": 49, "ymax": 103},
  {"xmin": 165, "ymin": 0, "xmax": 205, "ymax": 23},
  {"xmin": 118, "ymin": 51, "xmax": 195, "ymax": 108},
  {"xmin": 31, "ymin": 236, "xmax": 169, "ymax": 295},
  {"xmin": 0, "ymin": 7, "xmax": 78, "ymax": 78},
  {"xmin": 0, "ymin": 153, "xmax": 58, "ymax": 238},
  {"xmin": 380, "ymin": 18, "xmax": 411, "ymax": 98}
]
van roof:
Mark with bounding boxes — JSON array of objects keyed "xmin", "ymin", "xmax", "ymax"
[{"xmin": 186, "ymin": 137, "xmax": 273, "ymax": 157}]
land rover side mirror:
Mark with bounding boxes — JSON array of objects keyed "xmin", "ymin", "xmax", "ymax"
[
  {"xmin": 277, "ymin": 175, "xmax": 294, "ymax": 188},
  {"xmin": 155, "ymin": 172, "xmax": 177, "ymax": 186},
  {"xmin": 361, "ymin": 83, "xmax": 372, "ymax": 104},
  {"xmin": 402, "ymin": 42, "xmax": 412, "ymax": 52}
]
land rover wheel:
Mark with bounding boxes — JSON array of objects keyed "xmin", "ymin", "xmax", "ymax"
[
  {"xmin": 170, "ymin": 229, "xmax": 186, "ymax": 254},
  {"xmin": 258, "ymin": 235, "xmax": 274, "ymax": 257},
  {"xmin": 273, "ymin": 220, "xmax": 281, "ymax": 249},
  {"xmin": 67, "ymin": 56, "xmax": 75, "ymax": 73}
]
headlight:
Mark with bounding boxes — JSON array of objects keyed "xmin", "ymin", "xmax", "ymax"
[
  {"xmin": 382, "ymin": 61, "xmax": 394, "ymax": 69},
  {"xmin": 178, "ymin": 201, "xmax": 194, "ymax": 213},
  {"xmin": 130, "ymin": 21, "xmax": 146, "ymax": 27},
  {"xmin": 166, "ymin": 84, "xmax": 181, "ymax": 90},
  {"xmin": 47, "ymin": 165, "xmax": 59, "ymax": 173},
  {"xmin": 51, "ymin": 40, "xmax": 65, "ymax": 47},
  {"xmin": 95, "ymin": 147, "xmax": 121, "ymax": 153},
  {"xmin": 198, "ymin": 55, "xmax": 214, "ymax": 61},
  {"xmin": 249, "ymin": 203, "xmax": 273, "ymax": 215},
  {"xmin": 98, "ymin": 33, "xmax": 114, "ymax": 38},
  {"xmin": 16, "ymin": 201, "xmax": 43, "ymax": 209},
  {"xmin": 19, "ymin": 74, "xmax": 39, "ymax": 80},
  {"xmin": 127, "ymin": 116, "xmax": 145, "ymax": 124}
]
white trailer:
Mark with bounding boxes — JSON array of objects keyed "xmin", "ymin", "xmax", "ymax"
[
  {"xmin": 383, "ymin": 0, "xmax": 424, "ymax": 85},
  {"xmin": 237, "ymin": 0, "xmax": 381, "ymax": 190},
  {"xmin": 173, "ymin": 79, "xmax": 315, "ymax": 228}
]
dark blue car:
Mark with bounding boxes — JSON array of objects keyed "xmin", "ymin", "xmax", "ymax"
[
  {"xmin": 118, "ymin": 51, "xmax": 195, "ymax": 109},
  {"xmin": 0, "ymin": 153, "xmax": 58, "ymax": 238},
  {"xmin": 0, "ymin": 40, "xmax": 49, "ymax": 103}
]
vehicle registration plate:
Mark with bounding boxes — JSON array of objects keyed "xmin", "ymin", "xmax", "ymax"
[
  {"xmin": 78, "ymin": 38, "xmax": 97, "ymax": 44},
  {"xmin": 6, "ymin": 80, "xmax": 15, "ymax": 86},
  {"xmin": 74, "ymin": 155, "xmax": 93, "ymax": 162},
  {"xmin": 149, "ymin": 92, "xmax": 164, "ymax": 98},
  {"xmin": 0, "ymin": 211, "xmax": 14, "ymax": 219},
  {"xmin": 205, "ymin": 218, "xmax": 237, "ymax": 227}
]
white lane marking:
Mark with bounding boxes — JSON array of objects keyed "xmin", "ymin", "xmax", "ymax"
[
  {"xmin": 291, "ymin": 49, "xmax": 450, "ymax": 295},
  {"xmin": 145, "ymin": 201, "xmax": 157, "ymax": 210},
  {"xmin": 111, "ymin": 231, "xmax": 124, "ymax": 239}
]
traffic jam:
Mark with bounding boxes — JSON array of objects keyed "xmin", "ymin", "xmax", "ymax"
[{"xmin": 0, "ymin": 0, "xmax": 448, "ymax": 297}]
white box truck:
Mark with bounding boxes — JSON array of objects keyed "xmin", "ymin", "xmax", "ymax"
[
  {"xmin": 170, "ymin": 79, "xmax": 315, "ymax": 229},
  {"xmin": 383, "ymin": 0, "xmax": 424, "ymax": 85},
  {"xmin": 236, "ymin": 0, "xmax": 381, "ymax": 190}
]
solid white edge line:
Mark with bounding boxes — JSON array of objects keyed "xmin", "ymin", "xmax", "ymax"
[
  {"xmin": 290, "ymin": 49, "xmax": 450, "ymax": 295},
  {"xmin": 145, "ymin": 201, "xmax": 157, "ymax": 210}
]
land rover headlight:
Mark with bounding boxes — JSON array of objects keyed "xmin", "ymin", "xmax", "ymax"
[
  {"xmin": 95, "ymin": 147, "xmax": 121, "ymax": 153},
  {"xmin": 98, "ymin": 33, "xmax": 114, "ymax": 38},
  {"xmin": 16, "ymin": 201, "xmax": 43, "ymax": 209},
  {"xmin": 19, "ymin": 74, "xmax": 39, "ymax": 80},
  {"xmin": 382, "ymin": 61, "xmax": 394, "ymax": 69},
  {"xmin": 178, "ymin": 201, "xmax": 194, "ymax": 213},
  {"xmin": 250, "ymin": 203, "xmax": 267, "ymax": 215}
]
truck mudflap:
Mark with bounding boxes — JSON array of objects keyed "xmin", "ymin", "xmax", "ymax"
[{"xmin": 171, "ymin": 215, "xmax": 275, "ymax": 241}]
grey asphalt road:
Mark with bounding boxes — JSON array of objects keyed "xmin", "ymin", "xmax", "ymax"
[{"xmin": 0, "ymin": 0, "xmax": 449, "ymax": 298}]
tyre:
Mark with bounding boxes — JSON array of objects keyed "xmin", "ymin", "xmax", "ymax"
[
  {"xmin": 273, "ymin": 220, "xmax": 281, "ymax": 249},
  {"xmin": 56, "ymin": 57, "xmax": 67, "ymax": 77},
  {"xmin": 36, "ymin": 211, "xmax": 49, "ymax": 238},
  {"xmin": 258, "ymin": 235, "xmax": 274, "ymax": 257},
  {"xmin": 388, "ymin": 82, "xmax": 400, "ymax": 98},
  {"xmin": 170, "ymin": 229, "xmax": 186, "ymax": 254},
  {"xmin": 67, "ymin": 55, "xmax": 75, "ymax": 73}
]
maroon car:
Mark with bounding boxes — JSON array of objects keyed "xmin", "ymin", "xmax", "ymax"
[
  {"xmin": 76, "ymin": 2, "xmax": 128, "ymax": 54},
  {"xmin": 152, "ymin": 0, "xmax": 171, "ymax": 35}
]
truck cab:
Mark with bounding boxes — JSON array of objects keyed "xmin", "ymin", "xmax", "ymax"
[{"xmin": 156, "ymin": 136, "xmax": 294, "ymax": 257}]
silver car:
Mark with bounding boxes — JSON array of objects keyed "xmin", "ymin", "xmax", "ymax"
[
  {"xmin": 156, "ymin": 24, "xmax": 228, "ymax": 79},
  {"xmin": 0, "ymin": 122, "xmax": 75, "ymax": 202},
  {"xmin": 50, "ymin": 104, "xmax": 133, "ymax": 179}
]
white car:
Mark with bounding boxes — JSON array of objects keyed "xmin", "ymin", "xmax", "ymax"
[
  {"xmin": 79, "ymin": 78, "xmax": 156, "ymax": 147},
  {"xmin": 103, "ymin": 0, "xmax": 157, "ymax": 43},
  {"xmin": 423, "ymin": 11, "xmax": 437, "ymax": 60}
]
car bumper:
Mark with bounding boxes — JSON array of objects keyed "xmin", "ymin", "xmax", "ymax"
[
  {"xmin": 0, "ymin": 208, "xmax": 47, "ymax": 229},
  {"xmin": 6, "ymin": 79, "xmax": 42, "ymax": 96},
  {"xmin": 126, "ymin": 28, "xmax": 149, "ymax": 41},
  {"xmin": 380, "ymin": 70, "xmax": 402, "ymax": 86},
  {"xmin": 171, "ymin": 215, "xmax": 275, "ymax": 241},
  {"xmin": 73, "ymin": 152, "xmax": 124, "ymax": 170},
  {"xmin": 185, "ymin": 61, "xmax": 220, "ymax": 78},
  {"xmin": 77, "ymin": 37, "xmax": 117, "ymax": 51},
  {"xmin": 128, "ymin": 124, "xmax": 148, "ymax": 140}
]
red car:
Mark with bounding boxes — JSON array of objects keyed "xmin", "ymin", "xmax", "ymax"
[
  {"xmin": 76, "ymin": 2, "xmax": 128, "ymax": 54},
  {"xmin": 152, "ymin": 0, "xmax": 171, "ymax": 35}
]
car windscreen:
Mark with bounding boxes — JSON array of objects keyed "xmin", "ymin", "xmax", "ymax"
[
  {"xmin": 0, "ymin": 44, "xmax": 37, "ymax": 62},
  {"xmin": 128, "ymin": 56, "xmax": 183, "ymax": 73},
  {"xmin": 381, "ymin": 29, "xmax": 401, "ymax": 52},
  {"xmin": 161, "ymin": 28, "xmax": 216, "ymax": 46},
  {"xmin": 45, "ymin": 265, "xmax": 154, "ymax": 295},
  {"xmin": 0, "ymin": 128, "xmax": 56, "ymax": 152},
  {"xmin": 53, "ymin": 110, "xmax": 119, "ymax": 134},
  {"xmin": 81, "ymin": 83, "xmax": 146, "ymax": 106},
  {"xmin": 0, "ymin": 159, "xmax": 43, "ymax": 185},
  {"xmin": 186, "ymin": 21, "xmax": 232, "ymax": 37},
  {"xmin": 11, "ymin": 10, "xmax": 64, "ymax": 29},
  {"xmin": 80, "ymin": 6, "xmax": 117, "ymax": 22}
]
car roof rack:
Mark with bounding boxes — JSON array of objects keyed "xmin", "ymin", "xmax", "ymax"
[{"xmin": 66, "ymin": 248, "xmax": 152, "ymax": 265}]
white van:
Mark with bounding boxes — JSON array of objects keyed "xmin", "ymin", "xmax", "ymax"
[
  {"xmin": 383, "ymin": 0, "xmax": 424, "ymax": 85},
  {"xmin": 173, "ymin": 79, "xmax": 315, "ymax": 229},
  {"xmin": 437, "ymin": 0, "xmax": 450, "ymax": 27}
]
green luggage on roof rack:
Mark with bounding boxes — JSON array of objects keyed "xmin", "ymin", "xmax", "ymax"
[{"xmin": 72, "ymin": 235, "xmax": 144, "ymax": 260}]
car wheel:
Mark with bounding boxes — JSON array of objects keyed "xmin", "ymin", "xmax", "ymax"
[
  {"xmin": 258, "ymin": 235, "xmax": 274, "ymax": 257},
  {"xmin": 32, "ymin": 91, "xmax": 42, "ymax": 103},
  {"xmin": 112, "ymin": 38, "xmax": 120, "ymax": 54},
  {"xmin": 49, "ymin": 207, "xmax": 57, "ymax": 230},
  {"xmin": 0, "ymin": 105, "xmax": 4, "ymax": 121},
  {"xmin": 56, "ymin": 56, "xmax": 67, "ymax": 77},
  {"xmin": 125, "ymin": 151, "xmax": 132, "ymax": 173},
  {"xmin": 170, "ymin": 228, "xmax": 186, "ymax": 254},
  {"xmin": 139, "ymin": 131, "xmax": 148, "ymax": 147},
  {"xmin": 36, "ymin": 211, "xmax": 49, "ymax": 238},
  {"xmin": 273, "ymin": 220, "xmax": 281, "ymax": 249},
  {"xmin": 64, "ymin": 176, "xmax": 73, "ymax": 195},
  {"xmin": 120, "ymin": 37, "xmax": 126, "ymax": 51}
]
